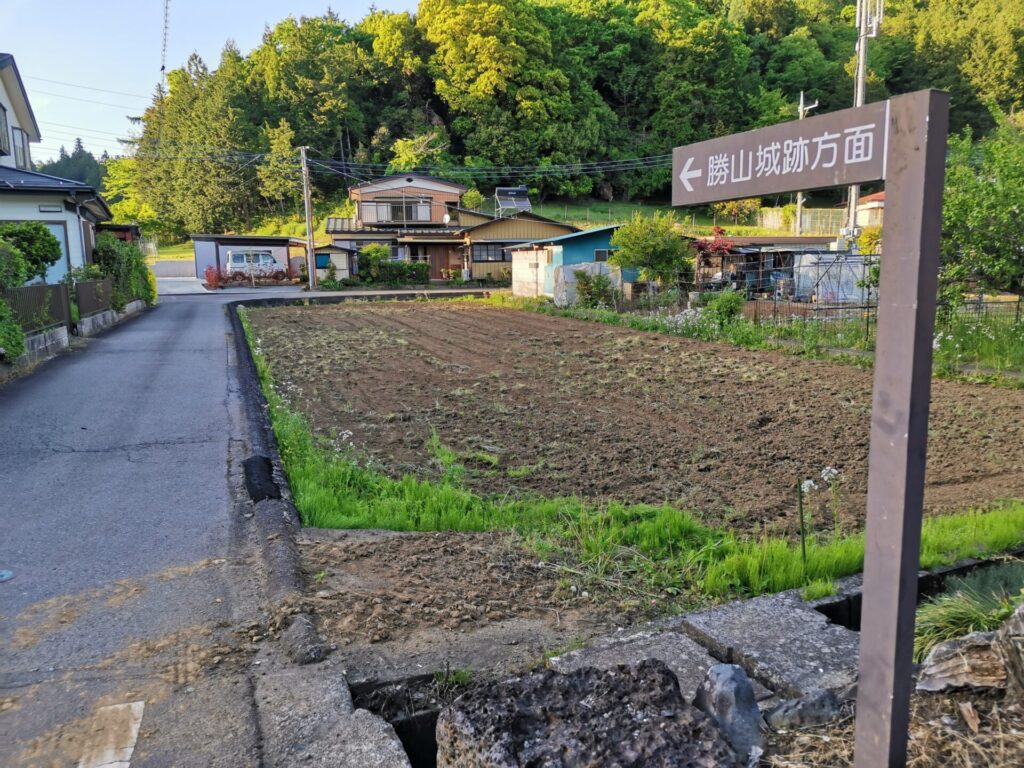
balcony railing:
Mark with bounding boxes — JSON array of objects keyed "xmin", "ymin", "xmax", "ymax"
[{"xmin": 358, "ymin": 201, "xmax": 454, "ymax": 226}]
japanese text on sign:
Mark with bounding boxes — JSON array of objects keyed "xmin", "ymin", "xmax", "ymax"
[{"xmin": 671, "ymin": 100, "xmax": 889, "ymax": 205}]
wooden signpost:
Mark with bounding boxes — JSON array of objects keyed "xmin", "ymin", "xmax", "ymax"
[{"xmin": 672, "ymin": 90, "xmax": 950, "ymax": 767}]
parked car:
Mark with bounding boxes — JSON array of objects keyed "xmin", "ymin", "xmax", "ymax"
[{"xmin": 224, "ymin": 250, "xmax": 285, "ymax": 279}]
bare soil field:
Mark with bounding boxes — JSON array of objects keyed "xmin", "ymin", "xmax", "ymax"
[{"xmin": 247, "ymin": 301, "xmax": 1024, "ymax": 534}]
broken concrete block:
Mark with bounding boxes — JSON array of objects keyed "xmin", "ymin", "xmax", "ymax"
[
  {"xmin": 764, "ymin": 688, "xmax": 842, "ymax": 730},
  {"xmin": 679, "ymin": 591, "xmax": 860, "ymax": 696},
  {"xmin": 917, "ymin": 631, "xmax": 1007, "ymax": 693},
  {"xmin": 549, "ymin": 629, "xmax": 734, "ymax": 703},
  {"xmin": 280, "ymin": 613, "xmax": 330, "ymax": 665},
  {"xmin": 996, "ymin": 602, "xmax": 1024, "ymax": 699},
  {"xmin": 693, "ymin": 664, "xmax": 763, "ymax": 762},
  {"xmin": 436, "ymin": 659, "xmax": 738, "ymax": 767}
]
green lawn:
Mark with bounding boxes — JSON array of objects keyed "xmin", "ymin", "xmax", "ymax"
[
  {"xmin": 532, "ymin": 198, "xmax": 788, "ymax": 235},
  {"xmin": 152, "ymin": 241, "xmax": 194, "ymax": 261}
]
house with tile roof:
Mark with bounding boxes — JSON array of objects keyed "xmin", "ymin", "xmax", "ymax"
[
  {"xmin": 325, "ymin": 174, "xmax": 576, "ymax": 281},
  {"xmin": 1, "ymin": 53, "xmax": 111, "ymax": 283}
]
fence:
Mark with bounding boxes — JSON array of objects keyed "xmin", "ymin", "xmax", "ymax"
[
  {"xmin": 757, "ymin": 207, "xmax": 847, "ymax": 235},
  {"xmin": 76, "ymin": 278, "xmax": 113, "ymax": 318},
  {"xmin": 2, "ymin": 283, "xmax": 72, "ymax": 334},
  {"xmin": 742, "ymin": 296, "xmax": 1022, "ymax": 345}
]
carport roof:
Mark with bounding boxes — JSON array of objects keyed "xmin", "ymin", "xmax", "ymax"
[{"xmin": 189, "ymin": 234, "xmax": 307, "ymax": 246}]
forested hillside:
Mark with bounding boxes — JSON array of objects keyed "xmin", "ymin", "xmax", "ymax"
[{"xmin": 111, "ymin": 0, "xmax": 1024, "ymax": 238}]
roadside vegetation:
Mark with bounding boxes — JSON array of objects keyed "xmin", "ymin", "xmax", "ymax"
[
  {"xmin": 475, "ymin": 294, "xmax": 1024, "ymax": 381},
  {"xmin": 239, "ymin": 306, "xmax": 1024, "ymax": 610}
]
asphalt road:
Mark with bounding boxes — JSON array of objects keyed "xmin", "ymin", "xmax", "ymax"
[
  {"xmin": 0, "ymin": 287, "xmax": 490, "ymax": 766},
  {"xmin": 0, "ymin": 295, "xmax": 263, "ymax": 767}
]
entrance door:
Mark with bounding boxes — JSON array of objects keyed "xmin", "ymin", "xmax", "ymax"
[{"xmin": 428, "ymin": 245, "xmax": 445, "ymax": 280}]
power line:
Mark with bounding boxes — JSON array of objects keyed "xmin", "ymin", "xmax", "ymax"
[
  {"xmin": 30, "ymin": 90, "xmax": 144, "ymax": 110},
  {"xmin": 39, "ymin": 120, "xmax": 138, "ymax": 137},
  {"xmin": 24, "ymin": 76, "xmax": 150, "ymax": 100}
]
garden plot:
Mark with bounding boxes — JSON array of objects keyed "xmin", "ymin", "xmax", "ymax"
[{"xmin": 247, "ymin": 301, "xmax": 1024, "ymax": 534}]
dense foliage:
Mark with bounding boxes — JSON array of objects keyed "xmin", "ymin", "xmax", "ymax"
[
  {"xmin": 92, "ymin": 234, "xmax": 157, "ymax": 310},
  {"xmin": 0, "ymin": 237, "xmax": 28, "ymax": 361},
  {"xmin": 357, "ymin": 244, "xmax": 430, "ymax": 285},
  {"xmin": 942, "ymin": 115, "xmax": 1024, "ymax": 297},
  {"xmin": 0, "ymin": 222, "xmax": 62, "ymax": 282},
  {"xmin": 117, "ymin": 0, "xmax": 1024, "ymax": 237},
  {"xmin": 610, "ymin": 211, "xmax": 693, "ymax": 286},
  {"xmin": 0, "ymin": 237, "xmax": 29, "ymax": 290},
  {"xmin": 35, "ymin": 139, "xmax": 106, "ymax": 189}
]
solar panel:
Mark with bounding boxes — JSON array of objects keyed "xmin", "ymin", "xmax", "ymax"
[{"xmin": 495, "ymin": 186, "xmax": 532, "ymax": 213}]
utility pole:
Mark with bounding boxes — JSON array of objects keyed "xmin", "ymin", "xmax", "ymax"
[
  {"xmin": 847, "ymin": 0, "xmax": 885, "ymax": 243},
  {"xmin": 300, "ymin": 146, "xmax": 315, "ymax": 290},
  {"xmin": 795, "ymin": 91, "xmax": 818, "ymax": 236}
]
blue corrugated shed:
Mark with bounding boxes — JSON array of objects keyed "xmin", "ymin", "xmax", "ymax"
[{"xmin": 514, "ymin": 226, "xmax": 640, "ymax": 293}]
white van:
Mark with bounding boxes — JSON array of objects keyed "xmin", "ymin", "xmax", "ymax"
[{"xmin": 225, "ymin": 250, "xmax": 281, "ymax": 277}]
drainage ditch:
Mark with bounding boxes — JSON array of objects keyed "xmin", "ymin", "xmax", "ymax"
[
  {"xmin": 814, "ymin": 548, "xmax": 1024, "ymax": 631},
  {"xmin": 351, "ymin": 672, "xmax": 470, "ymax": 767}
]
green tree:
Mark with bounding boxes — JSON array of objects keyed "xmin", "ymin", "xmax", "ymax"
[
  {"xmin": 609, "ymin": 211, "xmax": 692, "ymax": 291},
  {"xmin": 941, "ymin": 115, "xmax": 1024, "ymax": 297},
  {"xmin": 0, "ymin": 237, "xmax": 29, "ymax": 289},
  {"xmin": 388, "ymin": 129, "xmax": 451, "ymax": 171},
  {"xmin": 711, "ymin": 198, "xmax": 762, "ymax": 224},
  {"xmin": 258, "ymin": 118, "xmax": 300, "ymax": 211},
  {"xmin": 36, "ymin": 139, "xmax": 106, "ymax": 188},
  {"xmin": 0, "ymin": 222, "xmax": 62, "ymax": 282}
]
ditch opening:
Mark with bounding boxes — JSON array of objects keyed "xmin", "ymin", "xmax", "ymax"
[
  {"xmin": 351, "ymin": 670, "xmax": 476, "ymax": 768},
  {"xmin": 814, "ymin": 548, "xmax": 1024, "ymax": 631}
]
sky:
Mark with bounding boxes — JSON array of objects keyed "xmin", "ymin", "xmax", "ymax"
[{"xmin": 0, "ymin": 0, "xmax": 417, "ymax": 163}]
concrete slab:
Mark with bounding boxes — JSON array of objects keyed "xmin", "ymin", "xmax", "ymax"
[
  {"xmin": 156, "ymin": 277, "xmax": 208, "ymax": 295},
  {"xmin": 676, "ymin": 591, "xmax": 860, "ymax": 697},
  {"xmin": 254, "ymin": 664, "xmax": 410, "ymax": 768},
  {"xmin": 549, "ymin": 628, "xmax": 772, "ymax": 702}
]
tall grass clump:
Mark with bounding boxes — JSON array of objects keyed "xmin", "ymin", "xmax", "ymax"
[{"xmin": 914, "ymin": 561, "xmax": 1024, "ymax": 661}]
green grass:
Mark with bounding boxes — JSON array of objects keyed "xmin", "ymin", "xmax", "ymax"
[
  {"xmin": 240, "ymin": 306, "xmax": 1024, "ymax": 607},
  {"xmin": 914, "ymin": 561, "xmax": 1024, "ymax": 661},
  {"xmin": 152, "ymin": 241, "xmax": 194, "ymax": 261},
  {"xmin": 802, "ymin": 578, "xmax": 838, "ymax": 601},
  {"xmin": 473, "ymin": 294, "xmax": 1022, "ymax": 378},
  {"xmin": 531, "ymin": 199, "xmax": 788, "ymax": 235}
]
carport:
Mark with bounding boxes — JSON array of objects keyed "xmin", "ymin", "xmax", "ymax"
[{"xmin": 190, "ymin": 234, "xmax": 308, "ymax": 279}]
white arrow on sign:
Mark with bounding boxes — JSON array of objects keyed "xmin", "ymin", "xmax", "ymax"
[{"xmin": 678, "ymin": 157, "xmax": 702, "ymax": 192}]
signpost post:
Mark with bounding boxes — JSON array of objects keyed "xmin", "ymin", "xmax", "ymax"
[{"xmin": 672, "ymin": 90, "xmax": 949, "ymax": 767}]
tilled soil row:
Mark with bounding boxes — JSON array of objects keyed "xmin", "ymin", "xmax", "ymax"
[{"xmin": 249, "ymin": 302, "xmax": 1024, "ymax": 532}]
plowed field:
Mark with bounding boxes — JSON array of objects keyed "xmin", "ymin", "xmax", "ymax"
[{"xmin": 247, "ymin": 301, "xmax": 1024, "ymax": 533}]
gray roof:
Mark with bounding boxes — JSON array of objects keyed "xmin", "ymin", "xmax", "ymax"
[
  {"xmin": 0, "ymin": 53, "xmax": 41, "ymax": 141},
  {"xmin": 0, "ymin": 165, "xmax": 96, "ymax": 193}
]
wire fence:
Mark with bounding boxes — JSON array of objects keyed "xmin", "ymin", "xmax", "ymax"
[{"xmin": 76, "ymin": 278, "xmax": 113, "ymax": 318}]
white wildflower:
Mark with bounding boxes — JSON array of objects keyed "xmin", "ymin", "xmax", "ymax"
[
  {"xmin": 820, "ymin": 466, "xmax": 840, "ymax": 483},
  {"xmin": 801, "ymin": 479, "xmax": 817, "ymax": 494}
]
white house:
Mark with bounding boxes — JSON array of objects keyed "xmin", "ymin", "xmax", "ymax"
[{"xmin": 1, "ymin": 53, "xmax": 111, "ymax": 283}]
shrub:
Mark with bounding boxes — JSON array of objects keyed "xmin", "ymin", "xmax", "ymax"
[
  {"xmin": 358, "ymin": 246, "xmax": 429, "ymax": 285},
  {"xmin": 0, "ymin": 222, "xmax": 62, "ymax": 282},
  {"xmin": 574, "ymin": 269, "xmax": 614, "ymax": 308},
  {"xmin": 92, "ymin": 234, "xmax": 156, "ymax": 309},
  {"xmin": 705, "ymin": 289, "xmax": 744, "ymax": 327},
  {"xmin": 0, "ymin": 237, "xmax": 29, "ymax": 290},
  {"xmin": 204, "ymin": 265, "xmax": 222, "ymax": 289},
  {"xmin": 0, "ymin": 298, "xmax": 25, "ymax": 361}
]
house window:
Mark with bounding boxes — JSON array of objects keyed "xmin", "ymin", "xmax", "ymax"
[
  {"xmin": 12, "ymin": 127, "xmax": 29, "ymax": 169},
  {"xmin": 369, "ymin": 198, "xmax": 431, "ymax": 223},
  {"xmin": 472, "ymin": 243, "xmax": 506, "ymax": 262},
  {"xmin": 594, "ymin": 249, "xmax": 611, "ymax": 262},
  {"xmin": 0, "ymin": 106, "xmax": 10, "ymax": 155}
]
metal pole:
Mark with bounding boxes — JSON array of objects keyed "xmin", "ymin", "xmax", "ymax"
[
  {"xmin": 853, "ymin": 89, "xmax": 949, "ymax": 768},
  {"xmin": 795, "ymin": 91, "xmax": 817, "ymax": 236},
  {"xmin": 300, "ymin": 146, "xmax": 315, "ymax": 290},
  {"xmin": 848, "ymin": 0, "xmax": 883, "ymax": 236}
]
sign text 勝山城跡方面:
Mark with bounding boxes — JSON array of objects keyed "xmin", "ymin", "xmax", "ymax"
[{"xmin": 672, "ymin": 100, "xmax": 889, "ymax": 206}]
